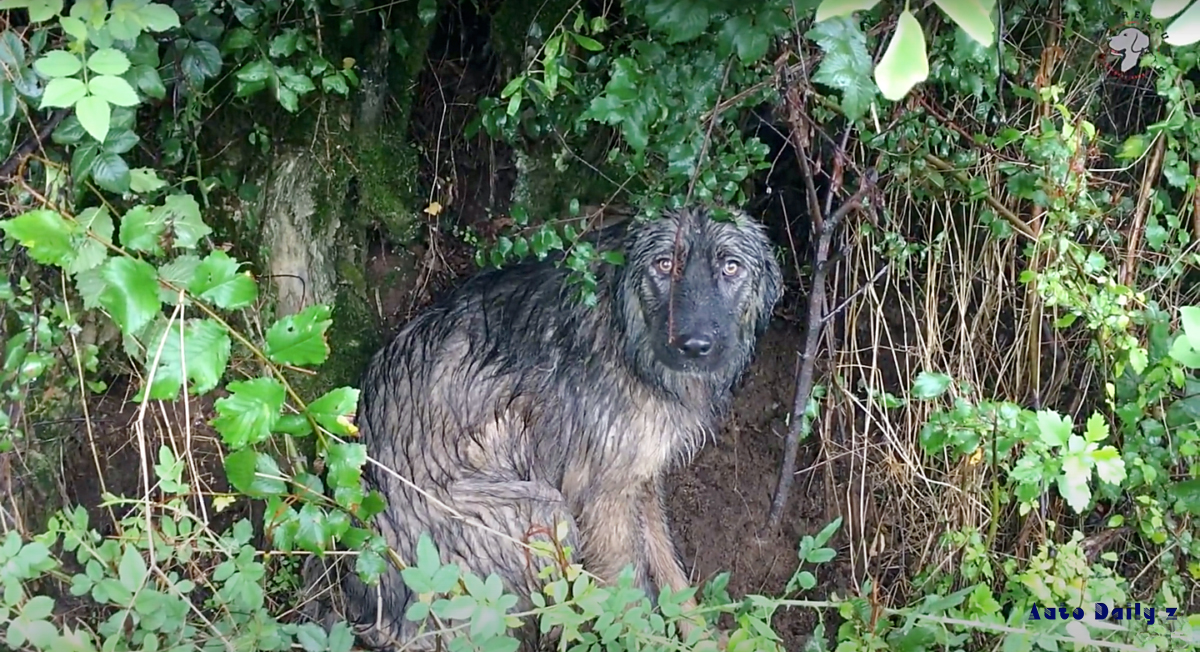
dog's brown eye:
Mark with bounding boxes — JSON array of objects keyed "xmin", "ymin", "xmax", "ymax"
[
  {"xmin": 655, "ymin": 257, "xmax": 673, "ymax": 274},
  {"xmin": 722, "ymin": 260, "xmax": 741, "ymax": 276}
]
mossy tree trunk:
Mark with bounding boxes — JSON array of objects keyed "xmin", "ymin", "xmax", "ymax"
[{"xmin": 253, "ymin": 9, "xmax": 443, "ymax": 399}]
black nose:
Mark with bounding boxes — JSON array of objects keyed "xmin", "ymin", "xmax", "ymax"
[{"xmin": 676, "ymin": 334, "xmax": 713, "ymax": 358}]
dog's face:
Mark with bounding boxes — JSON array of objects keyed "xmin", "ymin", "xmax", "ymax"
[{"xmin": 625, "ymin": 207, "xmax": 782, "ymax": 374}]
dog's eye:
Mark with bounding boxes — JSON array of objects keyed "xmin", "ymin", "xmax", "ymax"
[
  {"xmin": 722, "ymin": 260, "xmax": 741, "ymax": 276},
  {"xmin": 654, "ymin": 257, "xmax": 673, "ymax": 274}
]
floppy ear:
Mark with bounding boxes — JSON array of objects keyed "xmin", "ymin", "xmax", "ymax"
[{"xmin": 1133, "ymin": 30, "xmax": 1150, "ymax": 52}]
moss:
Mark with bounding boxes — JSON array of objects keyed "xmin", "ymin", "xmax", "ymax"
[
  {"xmin": 350, "ymin": 133, "xmax": 422, "ymax": 244},
  {"xmin": 510, "ymin": 142, "xmax": 614, "ymax": 219}
]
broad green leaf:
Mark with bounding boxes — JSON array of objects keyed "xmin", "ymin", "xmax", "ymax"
[
  {"xmin": 1091, "ymin": 448, "xmax": 1127, "ymax": 486},
  {"xmin": 153, "ymin": 194, "xmax": 210, "ymax": 248},
  {"xmin": 74, "ymin": 266, "xmax": 108, "ymax": 309},
  {"xmin": 178, "ymin": 38, "xmax": 221, "ymax": 84},
  {"xmin": 74, "ymin": 94, "xmax": 111, "ymax": 142},
  {"xmin": 1116, "ymin": 134, "xmax": 1149, "ymax": 160},
  {"xmin": 139, "ymin": 1, "xmax": 180, "ymax": 31},
  {"xmin": 1168, "ymin": 478, "xmax": 1200, "ymax": 514},
  {"xmin": 52, "ymin": 114, "xmax": 87, "ymax": 144},
  {"xmin": 1181, "ymin": 306, "xmax": 1200, "ymax": 351},
  {"xmin": 0, "ymin": 209, "xmax": 77, "ymax": 266},
  {"xmin": 571, "ymin": 33, "xmax": 603, "ymax": 51},
  {"xmin": 39, "ymin": 77, "xmax": 87, "ymax": 108},
  {"xmin": 815, "ymin": 0, "xmax": 881, "ymax": 22},
  {"xmin": 911, "ymin": 371, "xmax": 951, "ymax": 399},
  {"xmin": 720, "ymin": 15, "xmax": 771, "ymax": 64},
  {"xmin": 118, "ymin": 204, "xmax": 163, "ymax": 254},
  {"xmin": 90, "ymin": 151, "xmax": 131, "ymax": 193},
  {"xmin": 0, "ymin": 30, "xmax": 25, "ymax": 70},
  {"xmin": 224, "ymin": 448, "xmax": 288, "ymax": 497},
  {"xmin": 59, "ymin": 15, "xmax": 88, "ymax": 41},
  {"xmin": 932, "ymin": 0, "xmax": 994, "ymax": 47},
  {"xmin": 0, "ymin": 80, "xmax": 17, "ymax": 124},
  {"xmin": 1083, "ymin": 412, "xmax": 1109, "ymax": 443},
  {"xmin": 67, "ymin": 206, "xmax": 113, "ymax": 275},
  {"xmin": 140, "ymin": 318, "xmax": 232, "ymax": 399},
  {"xmin": 294, "ymin": 503, "xmax": 330, "ymax": 554},
  {"xmin": 189, "ymin": 250, "xmax": 258, "ymax": 309},
  {"xmin": 102, "ymin": 128, "xmax": 139, "ymax": 154},
  {"xmin": 325, "ymin": 441, "xmax": 367, "ymax": 492},
  {"xmin": 307, "ymin": 388, "xmax": 360, "ymax": 437},
  {"xmin": 642, "ymin": 0, "xmax": 710, "ymax": 43},
  {"xmin": 130, "ymin": 64, "xmax": 166, "ymax": 99},
  {"xmin": 26, "ymin": 0, "xmax": 63, "ymax": 23},
  {"xmin": 874, "ymin": 10, "xmax": 928, "ymax": 101},
  {"xmin": 211, "ymin": 377, "xmax": 286, "ymax": 447},
  {"xmin": 1057, "ymin": 456, "xmax": 1093, "ymax": 513},
  {"xmin": 1035, "ymin": 410, "xmax": 1072, "ymax": 448},
  {"xmin": 117, "ymin": 545, "xmax": 147, "ymax": 592},
  {"xmin": 87, "ymin": 48, "xmax": 131, "ymax": 75},
  {"xmin": 1165, "ymin": 0, "xmax": 1200, "ymax": 46},
  {"xmin": 807, "ymin": 18, "xmax": 875, "ymax": 121},
  {"xmin": 88, "ymin": 74, "xmax": 139, "ymax": 106},
  {"xmin": 1152, "ymin": 0, "xmax": 1192, "ymax": 19},
  {"xmin": 129, "ymin": 167, "xmax": 167, "ymax": 193},
  {"xmin": 156, "ymin": 254, "xmax": 201, "ymax": 304},
  {"xmin": 417, "ymin": 0, "xmax": 437, "ymax": 25},
  {"xmin": 98, "ymin": 256, "xmax": 161, "ymax": 335},
  {"xmin": 265, "ymin": 304, "xmax": 333, "ymax": 366},
  {"xmin": 33, "ymin": 50, "xmax": 82, "ymax": 77},
  {"xmin": 1169, "ymin": 333, "xmax": 1200, "ymax": 368}
]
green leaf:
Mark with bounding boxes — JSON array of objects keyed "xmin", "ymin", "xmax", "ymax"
[
  {"xmin": 1169, "ymin": 333, "xmax": 1200, "ymax": 368},
  {"xmin": 1180, "ymin": 306, "xmax": 1200, "ymax": 352},
  {"xmin": 720, "ymin": 15, "xmax": 771, "ymax": 64},
  {"xmin": 0, "ymin": 31, "xmax": 26, "ymax": 70},
  {"xmin": 59, "ymin": 15, "xmax": 88, "ymax": 41},
  {"xmin": 118, "ymin": 204, "xmax": 162, "ymax": 254},
  {"xmin": 24, "ymin": 0, "xmax": 63, "ymax": 23},
  {"xmin": 39, "ymin": 77, "xmax": 87, "ymax": 108},
  {"xmin": 1057, "ymin": 455, "xmax": 1093, "ymax": 513},
  {"xmin": 152, "ymin": 194, "xmax": 211, "ymax": 249},
  {"xmin": 321, "ymin": 73, "xmax": 349, "ymax": 95},
  {"xmin": 1165, "ymin": 0, "xmax": 1200, "ymax": 46},
  {"xmin": 102, "ymin": 128, "xmax": 139, "ymax": 154},
  {"xmin": 224, "ymin": 448, "xmax": 288, "ymax": 497},
  {"xmin": 188, "ymin": 250, "xmax": 258, "ymax": 309},
  {"xmin": 815, "ymin": 0, "xmax": 881, "ymax": 21},
  {"xmin": 129, "ymin": 167, "xmax": 167, "ymax": 193},
  {"xmin": 911, "ymin": 371, "xmax": 951, "ymax": 399},
  {"xmin": 211, "ymin": 377, "xmax": 286, "ymax": 447},
  {"xmin": 118, "ymin": 545, "xmax": 147, "ymax": 592},
  {"xmin": 1035, "ymin": 410, "xmax": 1072, "ymax": 448},
  {"xmin": 88, "ymin": 74, "xmax": 139, "ymax": 106},
  {"xmin": 178, "ymin": 38, "xmax": 222, "ymax": 84},
  {"xmin": 418, "ymin": 0, "xmax": 437, "ymax": 25},
  {"xmin": 52, "ymin": 114, "xmax": 87, "ymax": 144},
  {"xmin": 157, "ymin": 254, "xmax": 200, "ymax": 304},
  {"xmin": 33, "ymin": 50, "xmax": 82, "ymax": 77},
  {"xmin": 325, "ymin": 441, "xmax": 367, "ymax": 491},
  {"xmin": 74, "ymin": 94, "xmax": 111, "ymax": 143},
  {"xmin": 87, "ymin": 48, "xmax": 131, "ymax": 75},
  {"xmin": 0, "ymin": 208, "xmax": 77, "ymax": 266},
  {"xmin": 1083, "ymin": 412, "xmax": 1109, "ymax": 443},
  {"xmin": 1116, "ymin": 134, "xmax": 1148, "ymax": 161},
  {"xmin": 294, "ymin": 503, "xmax": 330, "ymax": 554},
  {"xmin": 642, "ymin": 0, "xmax": 711, "ymax": 43},
  {"xmin": 67, "ymin": 206, "xmax": 113, "ymax": 275},
  {"xmin": 130, "ymin": 63, "xmax": 166, "ymax": 99},
  {"xmin": 571, "ymin": 33, "xmax": 603, "ymax": 51},
  {"xmin": 99, "ymin": 256, "xmax": 162, "ymax": 335},
  {"xmin": 932, "ymin": 0, "xmax": 994, "ymax": 47},
  {"xmin": 1091, "ymin": 448, "xmax": 1126, "ymax": 486},
  {"xmin": 307, "ymin": 388, "xmax": 359, "ymax": 437},
  {"xmin": 140, "ymin": 318, "xmax": 232, "ymax": 400},
  {"xmin": 90, "ymin": 151, "xmax": 131, "ymax": 194},
  {"xmin": 265, "ymin": 304, "xmax": 333, "ymax": 366},
  {"xmin": 874, "ymin": 9, "xmax": 928, "ymax": 101},
  {"xmin": 1168, "ymin": 479, "xmax": 1200, "ymax": 514},
  {"xmin": 0, "ymin": 80, "xmax": 14, "ymax": 124},
  {"xmin": 139, "ymin": 1, "xmax": 180, "ymax": 31},
  {"xmin": 807, "ymin": 18, "xmax": 875, "ymax": 121}
]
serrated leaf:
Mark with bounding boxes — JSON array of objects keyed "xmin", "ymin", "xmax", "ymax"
[
  {"xmin": 75, "ymin": 94, "xmax": 111, "ymax": 142},
  {"xmin": 40, "ymin": 76, "xmax": 86, "ymax": 108},
  {"xmin": 1035, "ymin": 410, "xmax": 1072, "ymax": 448},
  {"xmin": 87, "ymin": 48, "xmax": 131, "ymax": 75},
  {"xmin": 325, "ymin": 441, "xmax": 366, "ymax": 491},
  {"xmin": 911, "ymin": 371, "xmax": 951, "ymax": 399},
  {"xmin": 118, "ymin": 204, "xmax": 162, "ymax": 254},
  {"xmin": 1165, "ymin": 0, "xmax": 1200, "ymax": 46},
  {"xmin": 129, "ymin": 167, "xmax": 167, "ymax": 193},
  {"xmin": 140, "ymin": 318, "xmax": 232, "ymax": 400},
  {"xmin": 307, "ymin": 388, "xmax": 360, "ymax": 437},
  {"xmin": 67, "ymin": 206, "xmax": 113, "ymax": 275},
  {"xmin": 932, "ymin": 0, "xmax": 994, "ymax": 47},
  {"xmin": 98, "ymin": 256, "xmax": 161, "ymax": 335},
  {"xmin": 224, "ymin": 448, "xmax": 288, "ymax": 497},
  {"xmin": 26, "ymin": 0, "xmax": 63, "ymax": 21},
  {"xmin": 265, "ymin": 304, "xmax": 333, "ymax": 366},
  {"xmin": 88, "ymin": 74, "xmax": 139, "ymax": 106},
  {"xmin": 874, "ymin": 10, "xmax": 928, "ymax": 101},
  {"xmin": 642, "ymin": 0, "xmax": 710, "ymax": 43},
  {"xmin": 1083, "ymin": 412, "xmax": 1109, "ymax": 443},
  {"xmin": 90, "ymin": 151, "xmax": 130, "ymax": 193},
  {"xmin": 1058, "ymin": 455, "xmax": 1093, "ymax": 513},
  {"xmin": 59, "ymin": 15, "xmax": 88, "ymax": 41},
  {"xmin": 807, "ymin": 17, "xmax": 875, "ymax": 121},
  {"xmin": 211, "ymin": 377, "xmax": 286, "ymax": 447},
  {"xmin": 152, "ymin": 194, "xmax": 211, "ymax": 249},
  {"xmin": 1091, "ymin": 448, "xmax": 1127, "ymax": 486},
  {"xmin": 189, "ymin": 250, "xmax": 258, "ymax": 309},
  {"xmin": 157, "ymin": 254, "xmax": 200, "ymax": 304},
  {"xmin": 33, "ymin": 50, "xmax": 82, "ymax": 77},
  {"xmin": 139, "ymin": 2, "xmax": 180, "ymax": 31},
  {"xmin": 815, "ymin": 0, "xmax": 881, "ymax": 21},
  {"xmin": 720, "ymin": 15, "xmax": 771, "ymax": 63},
  {"xmin": 0, "ymin": 208, "xmax": 77, "ymax": 266},
  {"xmin": 102, "ymin": 128, "xmax": 139, "ymax": 154},
  {"xmin": 178, "ymin": 38, "xmax": 221, "ymax": 84}
]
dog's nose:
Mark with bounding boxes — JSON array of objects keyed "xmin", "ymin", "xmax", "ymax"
[{"xmin": 676, "ymin": 334, "xmax": 714, "ymax": 358}]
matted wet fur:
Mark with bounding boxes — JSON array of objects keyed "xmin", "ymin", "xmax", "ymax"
[{"xmin": 306, "ymin": 206, "xmax": 783, "ymax": 650}]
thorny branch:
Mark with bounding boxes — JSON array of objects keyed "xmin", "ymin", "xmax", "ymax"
[{"xmin": 766, "ymin": 81, "xmax": 878, "ymax": 531}]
